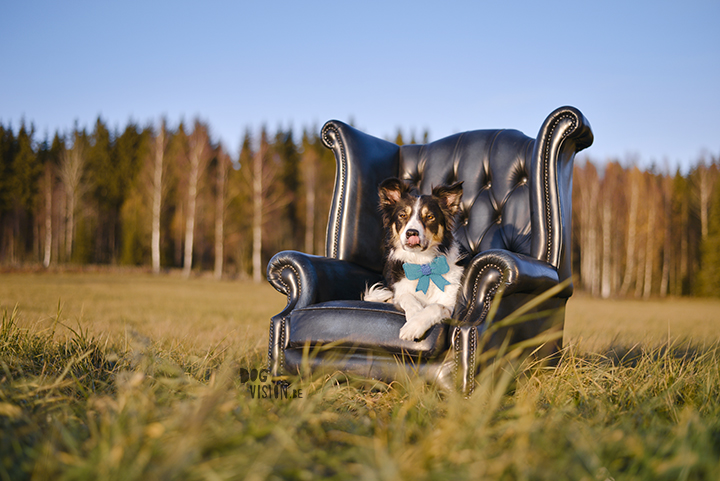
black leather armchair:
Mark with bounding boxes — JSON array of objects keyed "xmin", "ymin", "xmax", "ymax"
[{"xmin": 267, "ymin": 106, "xmax": 593, "ymax": 394}]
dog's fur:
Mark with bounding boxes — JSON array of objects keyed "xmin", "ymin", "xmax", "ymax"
[{"xmin": 364, "ymin": 178, "xmax": 465, "ymax": 340}]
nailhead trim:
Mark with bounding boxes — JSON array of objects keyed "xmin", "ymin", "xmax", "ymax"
[
  {"xmin": 268, "ymin": 262, "xmax": 301, "ymax": 374},
  {"xmin": 462, "ymin": 262, "xmax": 504, "ymax": 324},
  {"xmin": 541, "ymin": 112, "xmax": 577, "ymax": 263},
  {"xmin": 267, "ymin": 318, "xmax": 274, "ymax": 371},
  {"xmin": 467, "ymin": 326, "xmax": 477, "ymax": 397},
  {"xmin": 322, "ymin": 124, "xmax": 346, "ymax": 259}
]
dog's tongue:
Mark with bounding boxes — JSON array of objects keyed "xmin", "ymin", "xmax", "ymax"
[{"xmin": 407, "ymin": 235, "xmax": 420, "ymax": 246}]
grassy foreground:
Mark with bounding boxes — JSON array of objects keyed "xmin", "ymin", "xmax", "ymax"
[{"xmin": 1, "ymin": 272, "xmax": 720, "ymax": 480}]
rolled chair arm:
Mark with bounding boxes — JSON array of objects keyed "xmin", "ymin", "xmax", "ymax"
[
  {"xmin": 457, "ymin": 249, "xmax": 562, "ymax": 325},
  {"xmin": 266, "ymin": 250, "xmax": 384, "ymax": 376},
  {"xmin": 267, "ymin": 250, "xmax": 384, "ymax": 319}
]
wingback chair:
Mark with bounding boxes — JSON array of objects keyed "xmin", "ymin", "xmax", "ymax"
[{"xmin": 267, "ymin": 106, "xmax": 593, "ymax": 394}]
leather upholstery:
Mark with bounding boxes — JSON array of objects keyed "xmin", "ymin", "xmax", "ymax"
[
  {"xmin": 267, "ymin": 106, "xmax": 593, "ymax": 394},
  {"xmin": 288, "ymin": 301, "xmax": 448, "ymax": 358}
]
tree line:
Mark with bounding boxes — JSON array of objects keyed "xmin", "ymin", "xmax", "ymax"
[
  {"xmin": 573, "ymin": 156, "xmax": 719, "ymax": 298},
  {"xmin": 1, "ymin": 118, "xmax": 719, "ymax": 297}
]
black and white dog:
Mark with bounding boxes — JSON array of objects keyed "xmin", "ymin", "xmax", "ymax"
[{"xmin": 364, "ymin": 178, "xmax": 465, "ymax": 341}]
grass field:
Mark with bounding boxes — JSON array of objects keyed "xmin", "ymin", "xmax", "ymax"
[{"xmin": 2, "ymin": 271, "xmax": 720, "ymax": 480}]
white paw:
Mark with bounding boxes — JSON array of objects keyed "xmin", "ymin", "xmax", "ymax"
[
  {"xmin": 399, "ymin": 319, "xmax": 430, "ymax": 341},
  {"xmin": 399, "ymin": 309, "xmax": 439, "ymax": 341}
]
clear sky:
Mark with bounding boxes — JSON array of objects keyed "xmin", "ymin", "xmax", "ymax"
[{"xmin": 1, "ymin": 0, "xmax": 718, "ymax": 172}]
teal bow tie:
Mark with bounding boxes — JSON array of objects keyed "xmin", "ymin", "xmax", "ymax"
[{"xmin": 402, "ymin": 256, "xmax": 451, "ymax": 294}]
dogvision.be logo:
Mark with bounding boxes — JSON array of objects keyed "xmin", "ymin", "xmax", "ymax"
[{"xmin": 239, "ymin": 368, "xmax": 302, "ymax": 400}]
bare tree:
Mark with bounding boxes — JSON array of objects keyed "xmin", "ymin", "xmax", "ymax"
[
  {"xmin": 619, "ymin": 167, "xmax": 641, "ymax": 296},
  {"xmin": 151, "ymin": 120, "xmax": 168, "ymax": 274},
  {"xmin": 243, "ymin": 127, "xmax": 287, "ymax": 283},
  {"xmin": 42, "ymin": 163, "xmax": 53, "ymax": 268},
  {"xmin": 576, "ymin": 162, "xmax": 600, "ymax": 295},
  {"xmin": 660, "ymin": 174, "xmax": 673, "ymax": 297},
  {"xmin": 214, "ymin": 148, "xmax": 229, "ymax": 280},
  {"xmin": 58, "ymin": 135, "xmax": 85, "ymax": 262},
  {"xmin": 302, "ymin": 133, "xmax": 318, "ymax": 254},
  {"xmin": 252, "ymin": 131, "xmax": 267, "ymax": 283},
  {"xmin": 601, "ymin": 173, "xmax": 612, "ymax": 298},
  {"xmin": 643, "ymin": 174, "xmax": 657, "ymax": 299},
  {"xmin": 183, "ymin": 120, "xmax": 212, "ymax": 278},
  {"xmin": 695, "ymin": 158, "xmax": 719, "ymax": 241}
]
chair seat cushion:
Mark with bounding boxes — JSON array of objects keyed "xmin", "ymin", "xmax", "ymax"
[{"xmin": 287, "ymin": 300, "xmax": 449, "ymax": 358}]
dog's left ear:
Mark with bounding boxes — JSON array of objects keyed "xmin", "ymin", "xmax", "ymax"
[{"xmin": 432, "ymin": 181, "xmax": 463, "ymax": 215}]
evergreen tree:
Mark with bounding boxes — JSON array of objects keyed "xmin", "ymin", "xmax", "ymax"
[
  {"xmin": 86, "ymin": 118, "xmax": 115, "ymax": 262},
  {"xmin": 275, "ymin": 128, "xmax": 302, "ymax": 250},
  {"xmin": 118, "ymin": 124, "xmax": 152, "ymax": 266},
  {"xmin": 697, "ymin": 166, "xmax": 720, "ymax": 296},
  {"xmin": 8, "ymin": 122, "xmax": 42, "ymax": 261},
  {"xmin": 225, "ymin": 128, "xmax": 255, "ymax": 277},
  {"xmin": 0, "ymin": 124, "xmax": 16, "ymax": 260},
  {"xmin": 11, "ymin": 122, "xmax": 41, "ymax": 213}
]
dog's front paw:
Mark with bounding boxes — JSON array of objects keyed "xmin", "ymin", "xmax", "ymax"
[
  {"xmin": 399, "ymin": 309, "xmax": 436, "ymax": 341},
  {"xmin": 399, "ymin": 305, "xmax": 449, "ymax": 341},
  {"xmin": 399, "ymin": 318, "xmax": 430, "ymax": 341}
]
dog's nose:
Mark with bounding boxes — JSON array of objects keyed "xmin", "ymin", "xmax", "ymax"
[{"xmin": 406, "ymin": 229, "xmax": 419, "ymax": 238}]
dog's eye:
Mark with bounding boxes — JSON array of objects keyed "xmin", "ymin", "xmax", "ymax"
[
  {"xmin": 426, "ymin": 213, "xmax": 435, "ymax": 221},
  {"xmin": 398, "ymin": 212, "xmax": 407, "ymax": 219}
]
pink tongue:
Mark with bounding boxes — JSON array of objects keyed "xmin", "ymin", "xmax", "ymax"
[{"xmin": 407, "ymin": 235, "xmax": 420, "ymax": 246}]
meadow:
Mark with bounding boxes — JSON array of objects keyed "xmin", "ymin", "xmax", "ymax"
[{"xmin": 2, "ymin": 271, "xmax": 720, "ymax": 480}]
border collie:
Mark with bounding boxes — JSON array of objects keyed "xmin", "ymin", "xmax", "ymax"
[{"xmin": 364, "ymin": 178, "xmax": 465, "ymax": 341}]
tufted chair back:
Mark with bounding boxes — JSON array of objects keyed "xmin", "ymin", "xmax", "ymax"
[
  {"xmin": 321, "ymin": 107, "xmax": 592, "ymax": 293},
  {"xmin": 398, "ymin": 129, "xmax": 534, "ymax": 259}
]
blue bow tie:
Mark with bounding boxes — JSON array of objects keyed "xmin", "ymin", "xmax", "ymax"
[{"xmin": 402, "ymin": 256, "xmax": 451, "ymax": 294}]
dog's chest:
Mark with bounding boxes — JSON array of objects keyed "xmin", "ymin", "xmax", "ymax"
[{"xmin": 392, "ymin": 261, "xmax": 463, "ymax": 305}]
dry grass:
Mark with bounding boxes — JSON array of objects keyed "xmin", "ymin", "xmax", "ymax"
[
  {"xmin": 1, "ymin": 272, "xmax": 720, "ymax": 480},
  {"xmin": 3, "ymin": 271, "xmax": 719, "ymax": 351},
  {"xmin": 565, "ymin": 293, "xmax": 720, "ymax": 350},
  {"xmin": 0, "ymin": 271, "xmax": 285, "ymax": 354}
]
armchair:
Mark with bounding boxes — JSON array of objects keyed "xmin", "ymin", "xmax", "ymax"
[{"xmin": 267, "ymin": 106, "xmax": 593, "ymax": 394}]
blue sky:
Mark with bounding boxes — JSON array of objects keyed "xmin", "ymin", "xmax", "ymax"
[{"xmin": 1, "ymin": 0, "xmax": 718, "ymax": 172}]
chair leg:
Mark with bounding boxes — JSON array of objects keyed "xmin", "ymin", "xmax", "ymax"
[
  {"xmin": 452, "ymin": 325, "xmax": 479, "ymax": 396},
  {"xmin": 268, "ymin": 316, "xmax": 288, "ymax": 376}
]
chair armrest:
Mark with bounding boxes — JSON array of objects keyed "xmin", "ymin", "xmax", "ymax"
[
  {"xmin": 266, "ymin": 250, "xmax": 383, "ymax": 376},
  {"xmin": 267, "ymin": 250, "xmax": 384, "ymax": 319},
  {"xmin": 456, "ymin": 249, "xmax": 563, "ymax": 325}
]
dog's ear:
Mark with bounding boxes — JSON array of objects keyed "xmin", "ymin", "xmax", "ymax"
[
  {"xmin": 432, "ymin": 181, "xmax": 463, "ymax": 216},
  {"xmin": 378, "ymin": 178, "xmax": 408, "ymax": 209}
]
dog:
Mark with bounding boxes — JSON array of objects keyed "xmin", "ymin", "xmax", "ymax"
[{"xmin": 364, "ymin": 177, "xmax": 465, "ymax": 341}]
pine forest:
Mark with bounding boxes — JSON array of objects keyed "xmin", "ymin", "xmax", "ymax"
[{"xmin": 1, "ymin": 117, "xmax": 719, "ymax": 298}]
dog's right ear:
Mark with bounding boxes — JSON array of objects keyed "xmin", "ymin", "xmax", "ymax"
[{"xmin": 378, "ymin": 178, "xmax": 407, "ymax": 209}]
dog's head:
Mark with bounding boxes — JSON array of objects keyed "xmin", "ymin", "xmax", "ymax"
[{"xmin": 378, "ymin": 178, "xmax": 463, "ymax": 253}]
